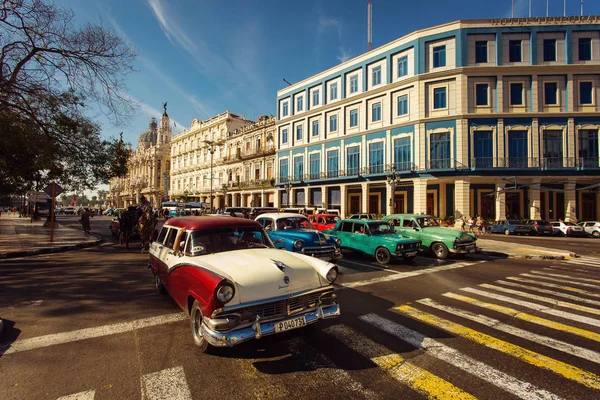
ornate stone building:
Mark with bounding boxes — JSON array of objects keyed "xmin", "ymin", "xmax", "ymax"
[
  {"xmin": 108, "ymin": 106, "xmax": 173, "ymax": 208},
  {"xmin": 169, "ymin": 112, "xmax": 276, "ymax": 209}
]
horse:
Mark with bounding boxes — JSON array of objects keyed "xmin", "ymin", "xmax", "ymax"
[{"xmin": 138, "ymin": 208, "xmax": 155, "ymax": 253}]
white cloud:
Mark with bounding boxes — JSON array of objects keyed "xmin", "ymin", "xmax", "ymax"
[
  {"xmin": 337, "ymin": 46, "xmax": 351, "ymax": 63},
  {"xmin": 131, "ymin": 95, "xmax": 184, "ymax": 130},
  {"xmin": 318, "ymin": 15, "xmax": 342, "ymax": 38}
]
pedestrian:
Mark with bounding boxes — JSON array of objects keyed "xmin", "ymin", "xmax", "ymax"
[
  {"xmin": 459, "ymin": 215, "xmax": 466, "ymax": 231},
  {"xmin": 476, "ymin": 216, "xmax": 484, "ymax": 236},
  {"xmin": 80, "ymin": 208, "xmax": 91, "ymax": 234},
  {"xmin": 467, "ymin": 216, "xmax": 474, "ymax": 233}
]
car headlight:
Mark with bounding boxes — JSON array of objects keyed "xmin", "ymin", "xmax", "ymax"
[
  {"xmin": 215, "ymin": 283, "xmax": 235, "ymax": 303},
  {"xmin": 293, "ymin": 239, "xmax": 303, "ymax": 249},
  {"xmin": 334, "ymin": 237, "xmax": 341, "ymax": 246},
  {"xmin": 326, "ymin": 266, "xmax": 338, "ymax": 283}
]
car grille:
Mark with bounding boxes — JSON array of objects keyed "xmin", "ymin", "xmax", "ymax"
[
  {"xmin": 231, "ymin": 290, "xmax": 331, "ymax": 322},
  {"xmin": 302, "ymin": 246, "xmax": 335, "ymax": 256}
]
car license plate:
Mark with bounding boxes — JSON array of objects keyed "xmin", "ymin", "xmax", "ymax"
[
  {"xmin": 274, "ymin": 315, "xmax": 307, "ymax": 333},
  {"xmin": 405, "ymin": 251, "xmax": 417, "ymax": 257}
]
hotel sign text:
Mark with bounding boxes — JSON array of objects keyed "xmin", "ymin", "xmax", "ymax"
[{"xmin": 490, "ymin": 16, "xmax": 600, "ymax": 26}]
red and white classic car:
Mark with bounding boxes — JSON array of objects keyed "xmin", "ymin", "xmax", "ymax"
[{"xmin": 148, "ymin": 216, "xmax": 340, "ymax": 352}]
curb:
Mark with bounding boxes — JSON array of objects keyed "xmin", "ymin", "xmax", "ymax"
[
  {"xmin": 0, "ymin": 237, "xmax": 104, "ymax": 260},
  {"xmin": 479, "ymin": 250, "xmax": 577, "ymax": 260}
]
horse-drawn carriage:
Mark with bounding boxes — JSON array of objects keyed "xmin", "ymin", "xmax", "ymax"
[{"xmin": 110, "ymin": 206, "xmax": 156, "ymax": 250}]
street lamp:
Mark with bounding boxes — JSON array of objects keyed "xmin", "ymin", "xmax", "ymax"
[
  {"xmin": 203, "ymin": 140, "xmax": 217, "ymax": 212},
  {"xmin": 283, "ymin": 181, "xmax": 293, "ymax": 208},
  {"xmin": 386, "ymin": 167, "xmax": 399, "ymax": 214}
]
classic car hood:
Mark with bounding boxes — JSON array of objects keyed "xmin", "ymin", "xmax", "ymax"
[
  {"xmin": 275, "ymin": 228, "xmax": 333, "ymax": 245},
  {"xmin": 422, "ymin": 227, "xmax": 475, "ymax": 241},
  {"xmin": 196, "ymin": 249, "xmax": 325, "ymax": 304},
  {"xmin": 376, "ymin": 233, "xmax": 420, "ymax": 244}
]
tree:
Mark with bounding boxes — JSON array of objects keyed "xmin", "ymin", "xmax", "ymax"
[{"xmin": 0, "ymin": 0, "xmax": 137, "ymax": 195}]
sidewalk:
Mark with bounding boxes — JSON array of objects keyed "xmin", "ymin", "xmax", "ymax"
[
  {"xmin": 0, "ymin": 215, "xmax": 102, "ymax": 259},
  {"xmin": 476, "ymin": 237, "xmax": 577, "ymax": 259}
]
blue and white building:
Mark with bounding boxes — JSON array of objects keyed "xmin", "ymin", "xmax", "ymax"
[{"xmin": 275, "ymin": 16, "xmax": 600, "ymax": 222}]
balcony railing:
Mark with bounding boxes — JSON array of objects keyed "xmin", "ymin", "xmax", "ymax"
[
  {"xmin": 576, "ymin": 157, "xmax": 600, "ymax": 169},
  {"xmin": 541, "ymin": 157, "xmax": 576, "ymax": 170},
  {"xmin": 427, "ymin": 159, "xmax": 468, "ymax": 171},
  {"xmin": 471, "ymin": 157, "xmax": 600, "ymax": 170},
  {"xmin": 237, "ymin": 179, "xmax": 275, "ymax": 189}
]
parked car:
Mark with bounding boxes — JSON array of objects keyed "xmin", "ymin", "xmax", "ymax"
[
  {"xmin": 348, "ymin": 213, "xmax": 378, "ymax": 220},
  {"xmin": 250, "ymin": 207, "xmax": 279, "ymax": 218},
  {"xmin": 525, "ymin": 219, "xmax": 554, "ymax": 235},
  {"xmin": 224, "ymin": 207, "xmax": 251, "ymax": 217},
  {"xmin": 112, "ymin": 208, "xmax": 124, "ymax": 216},
  {"xmin": 486, "ymin": 219, "xmax": 532, "ymax": 235},
  {"xmin": 255, "ymin": 213, "xmax": 342, "ymax": 262},
  {"xmin": 383, "ymin": 214, "xmax": 477, "ymax": 260},
  {"xmin": 148, "ymin": 216, "xmax": 340, "ymax": 351},
  {"xmin": 325, "ymin": 219, "xmax": 421, "ymax": 264},
  {"xmin": 578, "ymin": 221, "xmax": 600, "ymax": 238},
  {"xmin": 550, "ymin": 221, "xmax": 585, "ymax": 237},
  {"xmin": 316, "ymin": 209, "xmax": 340, "ymax": 216},
  {"xmin": 104, "ymin": 208, "xmax": 113, "ymax": 216},
  {"xmin": 62, "ymin": 206, "xmax": 76, "ymax": 215},
  {"xmin": 308, "ymin": 214, "xmax": 339, "ymax": 231}
]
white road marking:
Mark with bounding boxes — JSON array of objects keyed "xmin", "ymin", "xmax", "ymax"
[
  {"xmin": 421, "ymin": 297, "xmax": 600, "ymax": 365},
  {"xmin": 505, "ymin": 277, "xmax": 600, "ymax": 298},
  {"xmin": 56, "ymin": 390, "xmax": 95, "ymax": 400},
  {"xmin": 536, "ymin": 269, "xmax": 600, "ymax": 284},
  {"xmin": 360, "ymin": 313, "xmax": 563, "ymax": 400},
  {"xmin": 494, "ymin": 280, "xmax": 600, "ymax": 307},
  {"xmin": 460, "ymin": 287, "xmax": 600, "ymax": 328},
  {"xmin": 0, "ymin": 313, "xmax": 187, "ymax": 356},
  {"xmin": 479, "ymin": 283, "xmax": 600, "ymax": 316},
  {"xmin": 520, "ymin": 273, "xmax": 600, "ymax": 289},
  {"xmin": 141, "ymin": 366, "xmax": 192, "ymax": 400},
  {"xmin": 567, "ymin": 258, "xmax": 600, "ymax": 268},
  {"xmin": 339, "ymin": 261, "xmax": 483, "ymax": 289},
  {"xmin": 0, "ymin": 299, "xmax": 43, "ymax": 310}
]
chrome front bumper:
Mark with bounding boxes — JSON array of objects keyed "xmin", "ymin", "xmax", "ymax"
[
  {"xmin": 451, "ymin": 243, "xmax": 478, "ymax": 254},
  {"xmin": 201, "ymin": 304, "xmax": 341, "ymax": 347}
]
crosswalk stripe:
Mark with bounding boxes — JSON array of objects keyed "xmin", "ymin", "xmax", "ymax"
[
  {"xmin": 495, "ymin": 280, "xmax": 600, "ymax": 307},
  {"xmin": 567, "ymin": 259, "xmax": 600, "ymax": 268},
  {"xmin": 536, "ymin": 269, "xmax": 600, "ymax": 284},
  {"xmin": 339, "ymin": 261, "xmax": 484, "ymax": 289},
  {"xmin": 520, "ymin": 273, "xmax": 600, "ymax": 289},
  {"xmin": 479, "ymin": 283, "xmax": 600, "ymax": 316},
  {"xmin": 360, "ymin": 313, "xmax": 564, "ymax": 400},
  {"xmin": 324, "ymin": 324, "xmax": 476, "ymax": 400},
  {"xmin": 141, "ymin": 366, "xmax": 192, "ymax": 400},
  {"xmin": 546, "ymin": 266, "xmax": 593, "ymax": 273},
  {"xmin": 394, "ymin": 305, "xmax": 600, "ymax": 390},
  {"xmin": 56, "ymin": 390, "xmax": 95, "ymax": 400},
  {"xmin": 0, "ymin": 313, "xmax": 188, "ymax": 356},
  {"xmin": 460, "ymin": 287, "xmax": 600, "ymax": 328},
  {"xmin": 418, "ymin": 298, "xmax": 600, "ymax": 365},
  {"xmin": 286, "ymin": 337, "xmax": 378, "ymax": 399},
  {"xmin": 505, "ymin": 276, "xmax": 600, "ymax": 299},
  {"xmin": 443, "ymin": 292, "xmax": 600, "ymax": 343}
]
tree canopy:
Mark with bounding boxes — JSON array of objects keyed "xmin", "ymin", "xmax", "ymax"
[{"xmin": 0, "ymin": 0, "xmax": 137, "ymax": 195}]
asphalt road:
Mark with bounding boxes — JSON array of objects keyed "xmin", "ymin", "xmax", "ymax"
[
  {"xmin": 480, "ymin": 232, "xmax": 600, "ymax": 257},
  {"xmin": 1, "ymin": 217, "xmax": 599, "ymax": 399}
]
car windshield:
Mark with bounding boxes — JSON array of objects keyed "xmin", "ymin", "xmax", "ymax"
[
  {"xmin": 367, "ymin": 222, "xmax": 394, "ymax": 235},
  {"xmin": 322, "ymin": 216, "xmax": 337, "ymax": 223},
  {"xmin": 187, "ymin": 228, "xmax": 273, "ymax": 256},
  {"xmin": 564, "ymin": 222, "xmax": 577, "ymax": 227},
  {"xmin": 508, "ymin": 220, "xmax": 521, "ymax": 225},
  {"xmin": 416, "ymin": 217, "xmax": 439, "ymax": 227},
  {"xmin": 277, "ymin": 217, "xmax": 312, "ymax": 230}
]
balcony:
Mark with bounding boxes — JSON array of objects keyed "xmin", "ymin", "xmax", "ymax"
[
  {"xmin": 237, "ymin": 179, "xmax": 275, "ymax": 190},
  {"xmin": 471, "ymin": 157, "xmax": 600, "ymax": 171},
  {"xmin": 471, "ymin": 157, "xmax": 540, "ymax": 169},
  {"xmin": 427, "ymin": 159, "xmax": 469, "ymax": 171}
]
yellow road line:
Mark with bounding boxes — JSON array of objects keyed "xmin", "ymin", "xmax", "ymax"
[
  {"xmin": 325, "ymin": 325, "xmax": 476, "ymax": 400},
  {"xmin": 395, "ymin": 305, "xmax": 600, "ymax": 390},
  {"xmin": 442, "ymin": 292, "xmax": 600, "ymax": 344}
]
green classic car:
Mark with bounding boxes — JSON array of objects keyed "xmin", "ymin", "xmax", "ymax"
[
  {"xmin": 382, "ymin": 214, "xmax": 477, "ymax": 260},
  {"xmin": 324, "ymin": 219, "xmax": 421, "ymax": 264}
]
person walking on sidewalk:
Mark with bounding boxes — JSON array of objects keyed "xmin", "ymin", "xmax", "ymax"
[{"xmin": 80, "ymin": 208, "xmax": 91, "ymax": 234}]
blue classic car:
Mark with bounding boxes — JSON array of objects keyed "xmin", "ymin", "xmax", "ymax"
[
  {"xmin": 255, "ymin": 213, "xmax": 342, "ymax": 262},
  {"xmin": 486, "ymin": 219, "xmax": 532, "ymax": 235}
]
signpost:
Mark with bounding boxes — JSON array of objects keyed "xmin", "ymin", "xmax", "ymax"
[{"xmin": 43, "ymin": 183, "xmax": 64, "ymax": 242}]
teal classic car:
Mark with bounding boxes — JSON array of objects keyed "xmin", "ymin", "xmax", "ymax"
[
  {"xmin": 382, "ymin": 214, "xmax": 477, "ymax": 260},
  {"xmin": 255, "ymin": 213, "xmax": 342, "ymax": 262},
  {"xmin": 324, "ymin": 219, "xmax": 421, "ymax": 264}
]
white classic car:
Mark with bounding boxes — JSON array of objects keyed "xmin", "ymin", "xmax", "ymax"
[{"xmin": 148, "ymin": 216, "xmax": 340, "ymax": 352}]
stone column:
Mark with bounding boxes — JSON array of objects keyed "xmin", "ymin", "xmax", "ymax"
[
  {"xmin": 340, "ymin": 185, "xmax": 347, "ymax": 218},
  {"xmin": 413, "ymin": 179, "xmax": 428, "ymax": 214},
  {"xmin": 361, "ymin": 182, "xmax": 368, "ymax": 213},
  {"xmin": 261, "ymin": 190, "xmax": 266, "ymax": 207},
  {"xmin": 240, "ymin": 194, "xmax": 246, "ymax": 207},
  {"xmin": 454, "ymin": 179, "xmax": 471, "ymax": 219},
  {"xmin": 529, "ymin": 179, "xmax": 541, "ymax": 219},
  {"xmin": 273, "ymin": 190, "xmax": 279, "ymax": 208},
  {"xmin": 304, "ymin": 187, "xmax": 309, "ymax": 208},
  {"xmin": 386, "ymin": 182, "xmax": 394, "ymax": 215},
  {"xmin": 495, "ymin": 181, "xmax": 506, "ymax": 220},
  {"xmin": 321, "ymin": 186, "xmax": 328, "ymax": 209},
  {"xmin": 565, "ymin": 181, "xmax": 577, "ymax": 222}
]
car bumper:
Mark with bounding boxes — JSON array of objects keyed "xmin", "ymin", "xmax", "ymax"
[
  {"xmin": 451, "ymin": 244, "xmax": 478, "ymax": 254},
  {"xmin": 201, "ymin": 303, "xmax": 341, "ymax": 348}
]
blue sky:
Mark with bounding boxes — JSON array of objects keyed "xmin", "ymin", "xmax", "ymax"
[{"xmin": 57, "ymin": 0, "xmax": 600, "ymax": 148}]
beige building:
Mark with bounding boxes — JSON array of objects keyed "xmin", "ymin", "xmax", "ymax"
[
  {"xmin": 275, "ymin": 16, "xmax": 600, "ymax": 222},
  {"xmin": 109, "ymin": 110, "xmax": 173, "ymax": 208}
]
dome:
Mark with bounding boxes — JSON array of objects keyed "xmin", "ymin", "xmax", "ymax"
[{"xmin": 137, "ymin": 118, "xmax": 158, "ymax": 149}]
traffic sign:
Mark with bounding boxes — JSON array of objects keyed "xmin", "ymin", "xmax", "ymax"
[{"xmin": 43, "ymin": 183, "xmax": 64, "ymax": 198}]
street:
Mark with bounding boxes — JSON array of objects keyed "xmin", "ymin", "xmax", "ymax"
[{"xmin": 1, "ymin": 216, "xmax": 599, "ymax": 399}]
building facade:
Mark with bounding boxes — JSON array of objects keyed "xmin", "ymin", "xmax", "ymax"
[
  {"xmin": 275, "ymin": 16, "xmax": 600, "ymax": 222},
  {"xmin": 109, "ymin": 110, "xmax": 173, "ymax": 208}
]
